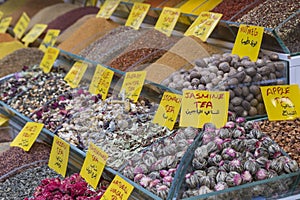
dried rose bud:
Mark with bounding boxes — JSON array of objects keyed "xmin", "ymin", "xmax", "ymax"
[
  {"xmin": 255, "ymin": 169, "xmax": 268, "ymax": 180},
  {"xmin": 241, "ymin": 170, "xmax": 253, "ymax": 183},
  {"xmin": 214, "ymin": 181, "xmax": 228, "ymax": 191},
  {"xmin": 140, "ymin": 176, "xmax": 152, "ymax": 187}
]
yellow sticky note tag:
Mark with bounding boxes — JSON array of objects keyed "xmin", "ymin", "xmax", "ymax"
[
  {"xmin": 0, "ymin": 17, "xmax": 12, "ymax": 33},
  {"xmin": 39, "ymin": 47, "xmax": 60, "ymax": 73},
  {"xmin": 10, "ymin": 122, "xmax": 44, "ymax": 151},
  {"xmin": 152, "ymin": 92, "xmax": 182, "ymax": 130},
  {"xmin": 260, "ymin": 84, "xmax": 300, "ymax": 121},
  {"xmin": 89, "ymin": 64, "xmax": 114, "ymax": 100},
  {"xmin": 64, "ymin": 61, "xmax": 88, "ymax": 88},
  {"xmin": 154, "ymin": 7, "xmax": 181, "ymax": 37},
  {"xmin": 13, "ymin": 12, "xmax": 30, "ymax": 39},
  {"xmin": 22, "ymin": 24, "xmax": 47, "ymax": 45},
  {"xmin": 0, "ymin": 114, "xmax": 9, "ymax": 126},
  {"xmin": 180, "ymin": 90, "xmax": 229, "ymax": 128},
  {"xmin": 48, "ymin": 136, "xmax": 70, "ymax": 177},
  {"xmin": 120, "ymin": 71, "xmax": 146, "ymax": 102},
  {"xmin": 125, "ymin": 2, "xmax": 150, "ymax": 30},
  {"xmin": 39, "ymin": 29, "xmax": 60, "ymax": 52},
  {"xmin": 96, "ymin": 0, "xmax": 120, "ymax": 19},
  {"xmin": 232, "ymin": 24, "xmax": 264, "ymax": 62},
  {"xmin": 185, "ymin": 12, "xmax": 222, "ymax": 41},
  {"xmin": 101, "ymin": 175, "xmax": 134, "ymax": 200},
  {"xmin": 80, "ymin": 143, "xmax": 108, "ymax": 189}
]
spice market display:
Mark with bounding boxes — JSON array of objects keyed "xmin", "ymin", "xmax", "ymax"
[{"xmin": 0, "ymin": 0, "xmax": 299, "ymax": 200}]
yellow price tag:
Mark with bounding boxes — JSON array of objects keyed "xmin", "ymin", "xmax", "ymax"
[
  {"xmin": 96, "ymin": 0, "xmax": 120, "ymax": 19},
  {"xmin": 48, "ymin": 135, "xmax": 70, "ymax": 177},
  {"xmin": 13, "ymin": 12, "xmax": 30, "ymax": 39},
  {"xmin": 260, "ymin": 84, "xmax": 300, "ymax": 121},
  {"xmin": 80, "ymin": 143, "xmax": 108, "ymax": 189},
  {"xmin": 64, "ymin": 61, "xmax": 88, "ymax": 88},
  {"xmin": 232, "ymin": 24, "xmax": 264, "ymax": 62},
  {"xmin": 39, "ymin": 47, "xmax": 60, "ymax": 73},
  {"xmin": 180, "ymin": 90, "xmax": 229, "ymax": 128},
  {"xmin": 89, "ymin": 64, "xmax": 114, "ymax": 100},
  {"xmin": 0, "ymin": 114, "xmax": 9, "ymax": 126},
  {"xmin": 22, "ymin": 24, "xmax": 47, "ymax": 45},
  {"xmin": 120, "ymin": 71, "xmax": 146, "ymax": 102},
  {"xmin": 0, "ymin": 17, "xmax": 12, "ymax": 33},
  {"xmin": 101, "ymin": 175, "xmax": 134, "ymax": 200},
  {"xmin": 155, "ymin": 7, "xmax": 181, "ymax": 37},
  {"xmin": 152, "ymin": 92, "xmax": 182, "ymax": 130},
  {"xmin": 185, "ymin": 12, "xmax": 222, "ymax": 41},
  {"xmin": 10, "ymin": 122, "xmax": 44, "ymax": 151},
  {"xmin": 125, "ymin": 2, "xmax": 150, "ymax": 30},
  {"xmin": 39, "ymin": 29, "xmax": 60, "ymax": 52}
]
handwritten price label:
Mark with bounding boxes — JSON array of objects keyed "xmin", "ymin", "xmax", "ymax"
[
  {"xmin": 152, "ymin": 92, "xmax": 182, "ymax": 130},
  {"xmin": 64, "ymin": 61, "xmax": 88, "ymax": 88},
  {"xmin": 39, "ymin": 29, "xmax": 60, "ymax": 52},
  {"xmin": 232, "ymin": 24, "xmax": 264, "ymax": 61},
  {"xmin": 96, "ymin": 0, "xmax": 120, "ymax": 19},
  {"xmin": 125, "ymin": 2, "xmax": 150, "ymax": 30},
  {"xmin": 0, "ymin": 114, "xmax": 9, "ymax": 126},
  {"xmin": 80, "ymin": 143, "xmax": 108, "ymax": 189},
  {"xmin": 120, "ymin": 71, "xmax": 146, "ymax": 102},
  {"xmin": 13, "ymin": 12, "xmax": 30, "ymax": 39},
  {"xmin": 185, "ymin": 11, "xmax": 222, "ymax": 41},
  {"xmin": 89, "ymin": 64, "xmax": 114, "ymax": 100},
  {"xmin": 101, "ymin": 175, "xmax": 134, "ymax": 200},
  {"xmin": 48, "ymin": 136, "xmax": 70, "ymax": 177},
  {"xmin": 39, "ymin": 47, "xmax": 60, "ymax": 73},
  {"xmin": 155, "ymin": 7, "xmax": 181, "ymax": 37},
  {"xmin": 180, "ymin": 90, "xmax": 229, "ymax": 128},
  {"xmin": 10, "ymin": 122, "xmax": 44, "ymax": 151},
  {"xmin": 0, "ymin": 17, "xmax": 12, "ymax": 33},
  {"xmin": 22, "ymin": 24, "xmax": 47, "ymax": 46},
  {"xmin": 261, "ymin": 85, "xmax": 300, "ymax": 121}
]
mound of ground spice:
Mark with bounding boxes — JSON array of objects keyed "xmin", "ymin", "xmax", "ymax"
[{"xmin": 58, "ymin": 17, "xmax": 119, "ymax": 54}]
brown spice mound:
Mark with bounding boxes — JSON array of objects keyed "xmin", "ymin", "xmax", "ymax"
[
  {"xmin": 0, "ymin": 142, "xmax": 51, "ymax": 177},
  {"xmin": 0, "ymin": 33, "xmax": 15, "ymax": 43},
  {"xmin": 0, "ymin": 48, "xmax": 44, "ymax": 78}
]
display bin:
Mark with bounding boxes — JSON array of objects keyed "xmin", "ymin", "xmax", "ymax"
[{"xmin": 169, "ymin": 121, "xmax": 300, "ymax": 200}]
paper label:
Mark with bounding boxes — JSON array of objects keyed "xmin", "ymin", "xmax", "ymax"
[
  {"xmin": 261, "ymin": 85, "xmax": 300, "ymax": 121},
  {"xmin": 119, "ymin": 71, "xmax": 146, "ymax": 102},
  {"xmin": 22, "ymin": 24, "xmax": 47, "ymax": 45},
  {"xmin": 96, "ymin": 0, "xmax": 120, "ymax": 19},
  {"xmin": 0, "ymin": 17, "xmax": 12, "ymax": 33},
  {"xmin": 180, "ymin": 90, "xmax": 229, "ymax": 128},
  {"xmin": 100, "ymin": 175, "xmax": 134, "ymax": 200},
  {"xmin": 232, "ymin": 24, "xmax": 264, "ymax": 62},
  {"xmin": 64, "ymin": 61, "xmax": 88, "ymax": 88},
  {"xmin": 152, "ymin": 92, "xmax": 182, "ymax": 130},
  {"xmin": 48, "ymin": 135, "xmax": 70, "ymax": 177},
  {"xmin": 39, "ymin": 47, "xmax": 60, "ymax": 73},
  {"xmin": 89, "ymin": 64, "xmax": 114, "ymax": 100},
  {"xmin": 185, "ymin": 11, "xmax": 222, "ymax": 41},
  {"xmin": 39, "ymin": 29, "xmax": 60, "ymax": 52},
  {"xmin": 10, "ymin": 122, "xmax": 44, "ymax": 151},
  {"xmin": 154, "ymin": 7, "xmax": 181, "ymax": 37},
  {"xmin": 80, "ymin": 143, "xmax": 108, "ymax": 189},
  {"xmin": 125, "ymin": 2, "xmax": 150, "ymax": 30},
  {"xmin": 13, "ymin": 12, "xmax": 30, "ymax": 39},
  {"xmin": 0, "ymin": 114, "xmax": 9, "ymax": 126}
]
